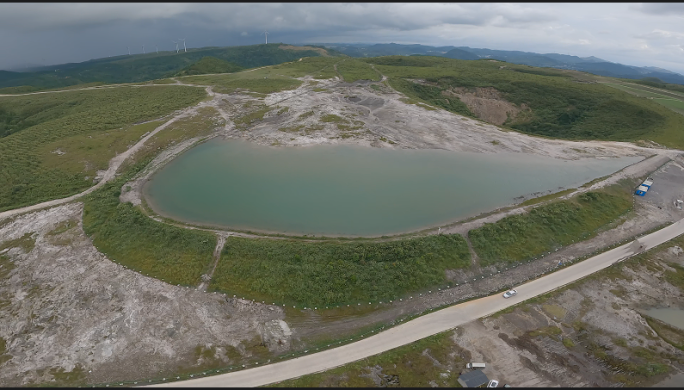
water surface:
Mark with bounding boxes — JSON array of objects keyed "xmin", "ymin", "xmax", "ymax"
[
  {"xmin": 143, "ymin": 139, "xmax": 640, "ymax": 236},
  {"xmin": 643, "ymin": 308, "xmax": 684, "ymax": 331}
]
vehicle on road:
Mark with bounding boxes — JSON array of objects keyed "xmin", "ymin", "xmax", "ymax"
[
  {"xmin": 502, "ymin": 289, "xmax": 517, "ymax": 298},
  {"xmin": 466, "ymin": 362, "xmax": 486, "ymax": 369},
  {"xmin": 488, "ymin": 379, "xmax": 500, "ymax": 387}
]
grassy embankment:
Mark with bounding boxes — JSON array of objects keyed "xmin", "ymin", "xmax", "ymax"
[
  {"xmin": 0, "ymin": 86, "xmax": 206, "ymax": 211},
  {"xmin": 469, "ymin": 182, "xmax": 634, "ymax": 267},
  {"xmin": 336, "ymin": 58, "xmax": 382, "ymax": 83},
  {"xmin": 270, "ymin": 331, "xmax": 465, "ymax": 387},
  {"xmin": 363, "ymin": 56, "xmax": 684, "ymax": 149},
  {"xmin": 82, "ymin": 107, "xmax": 223, "ymax": 286},
  {"xmin": 603, "ymin": 81, "xmax": 684, "ymax": 116},
  {"xmin": 272, "ymin": 234, "xmax": 684, "ymax": 388},
  {"xmin": 209, "ymin": 234, "xmax": 471, "ymax": 307}
]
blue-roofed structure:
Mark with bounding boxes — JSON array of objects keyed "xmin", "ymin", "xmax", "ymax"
[{"xmin": 635, "ymin": 178, "xmax": 654, "ymax": 196}]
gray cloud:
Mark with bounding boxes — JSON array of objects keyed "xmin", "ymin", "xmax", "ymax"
[
  {"xmin": 635, "ymin": 3, "xmax": 684, "ymax": 16},
  {"xmin": 0, "ymin": 3, "xmax": 682, "ymax": 75}
]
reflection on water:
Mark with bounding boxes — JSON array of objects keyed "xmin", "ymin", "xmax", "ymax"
[
  {"xmin": 644, "ymin": 308, "xmax": 684, "ymax": 331},
  {"xmin": 144, "ymin": 139, "xmax": 641, "ymax": 236}
]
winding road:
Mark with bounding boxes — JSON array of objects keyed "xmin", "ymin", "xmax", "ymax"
[{"xmin": 151, "ymin": 218, "xmax": 684, "ymax": 387}]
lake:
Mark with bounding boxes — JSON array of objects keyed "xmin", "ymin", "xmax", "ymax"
[{"xmin": 143, "ymin": 139, "xmax": 641, "ymax": 236}]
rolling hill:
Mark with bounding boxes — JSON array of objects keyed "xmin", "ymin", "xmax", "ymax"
[
  {"xmin": 320, "ymin": 43, "xmax": 684, "ymax": 85},
  {"xmin": 0, "ymin": 44, "xmax": 336, "ymax": 91}
]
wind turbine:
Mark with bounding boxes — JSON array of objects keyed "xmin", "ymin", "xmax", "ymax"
[
  {"xmin": 156, "ymin": 45, "xmax": 158, "ymax": 54},
  {"xmin": 178, "ymin": 38, "xmax": 187, "ymax": 53},
  {"xmin": 263, "ymin": 31, "xmax": 268, "ymax": 44},
  {"xmin": 172, "ymin": 40, "xmax": 179, "ymax": 54},
  {"xmin": 142, "ymin": 45, "xmax": 145, "ymax": 54},
  {"xmin": 127, "ymin": 46, "xmax": 130, "ymax": 55}
]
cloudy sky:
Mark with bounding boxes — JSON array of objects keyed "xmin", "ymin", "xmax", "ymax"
[{"xmin": 1, "ymin": 3, "xmax": 683, "ymax": 74}]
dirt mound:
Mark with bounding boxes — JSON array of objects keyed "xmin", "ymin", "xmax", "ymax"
[{"xmin": 442, "ymin": 87, "xmax": 526, "ymax": 126}]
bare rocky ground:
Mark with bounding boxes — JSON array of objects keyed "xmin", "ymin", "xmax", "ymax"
[
  {"xmin": 449, "ymin": 238, "xmax": 684, "ymax": 388},
  {"xmin": 2, "ymin": 69, "xmax": 684, "ymax": 386}
]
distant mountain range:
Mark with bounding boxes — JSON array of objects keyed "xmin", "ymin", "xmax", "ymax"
[
  {"xmin": 3, "ymin": 42, "xmax": 684, "ymax": 91},
  {"xmin": 318, "ymin": 43, "xmax": 684, "ymax": 85}
]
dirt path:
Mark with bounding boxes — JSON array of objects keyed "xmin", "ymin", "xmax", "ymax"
[
  {"xmin": 0, "ymin": 85, "xmax": 220, "ymax": 223},
  {"xmin": 197, "ymin": 234, "xmax": 227, "ymax": 292}
]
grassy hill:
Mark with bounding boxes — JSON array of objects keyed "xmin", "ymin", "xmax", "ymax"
[
  {"xmin": 0, "ymin": 44, "xmax": 332, "ymax": 92},
  {"xmin": 0, "ymin": 86, "xmax": 207, "ymax": 211},
  {"xmin": 362, "ymin": 55, "xmax": 684, "ymax": 148},
  {"xmin": 172, "ymin": 56, "xmax": 244, "ymax": 77},
  {"xmin": 322, "ymin": 43, "xmax": 684, "ymax": 85}
]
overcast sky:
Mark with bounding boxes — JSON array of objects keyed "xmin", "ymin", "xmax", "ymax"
[{"xmin": 1, "ymin": 3, "xmax": 683, "ymax": 74}]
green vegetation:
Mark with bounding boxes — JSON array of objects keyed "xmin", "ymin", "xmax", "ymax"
[
  {"xmin": 82, "ymin": 163, "xmax": 216, "ymax": 286},
  {"xmin": 269, "ymin": 56, "xmax": 340, "ymax": 79},
  {"xmin": 604, "ymin": 82, "xmax": 684, "ymax": 116},
  {"xmin": 529, "ymin": 325, "xmax": 562, "ymax": 340},
  {"xmin": 0, "ymin": 232, "xmax": 36, "ymax": 254},
  {"xmin": 336, "ymin": 59, "xmax": 381, "ymax": 82},
  {"xmin": 320, "ymin": 114, "xmax": 346, "ymax": 123},
  {"xmin": 644, "ymin": 315, "xmax": 684, "ymax": 351},
  {"xmin": 469, "ymin": 187, "xmax": 632, "ymax": 266},
  {"xmin": 663, "ymin": 262, "xmax": 684, "ymax": 290},
  {"xmin": 632, "ymin": 77, "xmax": 684, "ymax": 95},
  {"xmin": 363, "ymin": 55, "xmax": 684, "ymax": 149},
  {"xmin": 271, "ymin": 330, "xmax": 463, "ymax": 387},
  {"xmin": 0, "ymin": 86, "xmax": 206, "ymax": 211},
  {"xmin": 562, "ymin": 338, "xmax": 575, "ymax": 348},
  {"xmin": 209, "ymin": 234, "xmax": 471, "ymax": 306},
  {"xmin": 541, "ymin": 304, "xmax": 567, "ymax": 319},
  {"xmin": 47, "ymin": 364, "xmax": 87, "ymax": 386},
  {"xmin": 0, "ymin": 252, "xmax": 15, "ymax": 280},
  {"xmin": 80, "ymin": 105, "xmax": 223, "ymax": 287},
  {"xmin": 278, "ymin": 125, "xmax": 304, "ymax": 133},
  {"xmin": 0, "ymin": 44, "xmax": 326, "ymax": 91},
  {"xmin": 173, "ymin": 56, "xmax": 243, "ymax": 76},
  {"xmin": 519, "ymin": 188, "xmax": 575, "ymax": 207},
  {"xmin": 234, "ymin": 106, "xmax": 271, "ymax": 130},
  {"xmin": 180, "ymin": 71, "xmax": 302, "ymax": 95}
]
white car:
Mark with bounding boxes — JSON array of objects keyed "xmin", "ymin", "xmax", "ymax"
[
  {"xmin": 488, "ymin": 379, "xmax": 499, "ymax": 388},
  {"xmin": 502, "ymin": 289, "xmax": 517, "ymax": 299}
]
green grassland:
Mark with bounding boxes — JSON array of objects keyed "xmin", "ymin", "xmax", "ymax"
[
  {"xmin": 80, "ymin": 104, "xmax": 224, "ymax": 286},
  {"xmin": 363, "ymin": 56, "xmax": 684, "ymax": 149},
  {"xmin": 603, "ymin": 82, "xmax": 684, "ymax": 116},
  {"xmin": 172, "ymin": 56, "xmax": 244, "ymax": 76},
  {"xmin": 0, "ymin": 44, "xmax": 329, "ymax": 91},
  {"xmin": 631, "ymin": 77, "xmax": 684, "ymax": 95},
  {"xmin": 268, "ymin": 56, "xmax": 340, "ymax": 79},
  {"xmin": 270, "ymin": 331, "xmax": 464, "ymax": 387},
  {"xmin": 82, "ymin": 160, "xmax": 216, "ymax": 286},
  {"xmin": 179, "ymin": 70, "xmax": 302, "ymax": 94},
  {"xmin": 336, "ymin": 59, "xmax": 382, "ymax": 82},
  {"xmin": 469, "ymin": 184, "xmax": 633, "ymax": 266},
  {"xmin": 208, "ymin": 234, "xmax": 471, "ymax": 306},
  {"xmin": 38, "ymin": 120, "xmax": 163, "ymax": 181},
  {"xmin": 0, "ymin": 85, "xmax": 206, "ymax": 211}
]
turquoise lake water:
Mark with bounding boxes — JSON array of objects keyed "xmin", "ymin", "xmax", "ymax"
[{"xmin": 143, "ymin": 139, "xmax": 641, "ymax": 236}]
